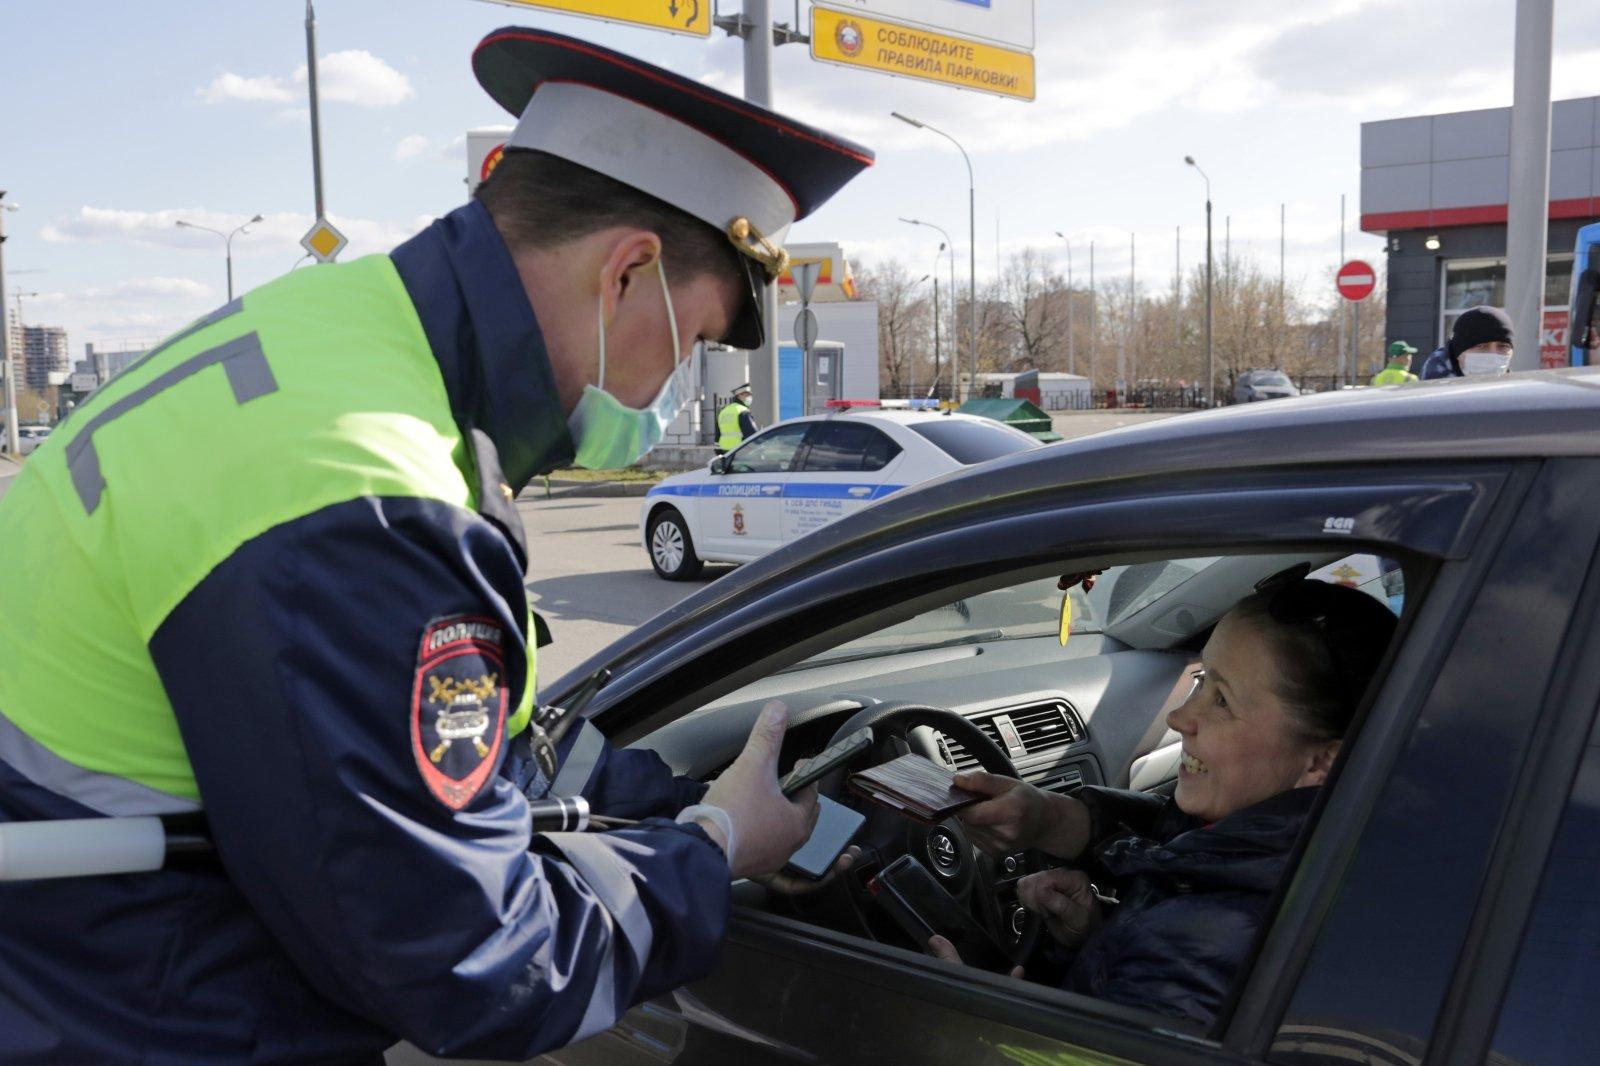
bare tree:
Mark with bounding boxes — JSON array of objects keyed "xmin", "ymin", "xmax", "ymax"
[
  {"xmin": 997, "ymin": 249, "xmax": 1068, "ymax": 371},
  {"xmin": 855, "ymin": 259, "xmax": 932, "ymax": 396}
]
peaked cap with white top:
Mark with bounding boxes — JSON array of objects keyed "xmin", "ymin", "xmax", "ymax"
[{"xmin": 473, "ymin": 27, "xmax": 875, "ymax": 350}]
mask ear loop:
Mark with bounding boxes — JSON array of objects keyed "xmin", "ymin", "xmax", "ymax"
[
  {"xmin": 595, "ymin": 267, "xmax": 608, "ymax": 392},
  {"xmin": 656, "ymin": 256, "xmax": 682, "ymax": 371}
]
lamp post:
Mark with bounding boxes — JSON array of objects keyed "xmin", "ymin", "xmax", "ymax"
[
  {"xmin": 892, "ymin": 113, "xmax": 976, "ymax": 400},
  {"xmin": 1184, "ymin": 156, "xmax": 1214, "ymax": 407},
  {"xmin": 1054, "ymin": 232, "xmax": 1075, "ymax": 375},
  {"xmin": 908, "ymin": 273, "xmax": 931, "ymax": 399},
  {"xmin": 0, "ymin": 192, "xmax": 18, "ymax": 456},
  {"xmin": 930, "ymin": 246, "xmax": 944, "ymax": 399},
  {"xmin": 175, "ymin": 215, "xmax": 263, "ymax": 302},
  {"xmin": 900, "ymin": 217, "xmax": 958, "ymax": 399}
]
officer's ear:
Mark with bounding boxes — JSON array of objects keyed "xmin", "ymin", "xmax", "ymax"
[{"xmin": 599, "ymin": 230, "xmax": 663, "ymax": 322}]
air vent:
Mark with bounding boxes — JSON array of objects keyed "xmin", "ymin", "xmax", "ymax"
[
  {"xmin": 937, "ymin": 735, "xmax": 980, "ymax": 773},
  {"xmin": 1008, "ymin": 701, "xmax": 1083, "ymax": 751},
  {"xmin": 1036, "ymin": 764, "xmax": 1084, "ymax": 794},
  {"xmin": 935, "ymin": 701, "xmax": 1083, "ymax": 771}
]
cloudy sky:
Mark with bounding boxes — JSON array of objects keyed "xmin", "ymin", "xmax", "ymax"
[{"xmin": 5, "ymin": 0, "xmax": 1599, "ymax": 352}]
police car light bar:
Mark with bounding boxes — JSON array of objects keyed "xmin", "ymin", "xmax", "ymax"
[{"xmin": 825, "ymin": 399, "xmax": 944, "ymax": 410}]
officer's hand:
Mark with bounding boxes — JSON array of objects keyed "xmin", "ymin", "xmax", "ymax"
[
  {"xmin": 754, "ymin": 845, "xmax": 863, "ymax": 896},
  {"xmin": 1016, "ymin": 868, "xmax": 1102, "ymax": 949},
  {"xmin": 700, "ymin": 701, "xmax": 819, "ymax": 880}
]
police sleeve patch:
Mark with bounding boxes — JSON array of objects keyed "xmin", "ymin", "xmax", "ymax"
[{"xmin": 410, "ymin": 615, "xmax": 509, "ymax": 810}]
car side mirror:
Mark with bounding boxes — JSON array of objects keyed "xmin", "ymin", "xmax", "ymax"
[{"xmin": 709, "ymin": 455, "xmax": 728, "ymax": 475}]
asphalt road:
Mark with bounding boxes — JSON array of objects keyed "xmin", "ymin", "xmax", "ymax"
[
  {"xmin": 518, "ymin": 494, "xmax": 726, "ymax": 686},
  {"xmin": 523, "ymin": 409, "xmax": 1182, "ymax": 685}
]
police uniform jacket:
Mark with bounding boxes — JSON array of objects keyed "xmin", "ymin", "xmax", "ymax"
[{"xmin": 0, "ymin": 201, "xmax": 727, "ymax": 1063}]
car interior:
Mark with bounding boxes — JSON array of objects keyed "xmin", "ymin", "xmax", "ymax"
[{"xmin": 629, "ymin": 547, "xmax": 1410, "ymax": 1036}]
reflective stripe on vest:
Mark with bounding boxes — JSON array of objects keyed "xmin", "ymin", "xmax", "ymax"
[
  {"xmin": 0, "ymin": 255, "xmax": 533, "ymax": 808},
  {"xmin": 717, "ymin": 402, "xmax": 747, "ymax": 451}
]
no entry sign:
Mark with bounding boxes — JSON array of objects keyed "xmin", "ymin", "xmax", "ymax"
[{"xmin": 1337, "ymin": 260, "xmax": 1376, "ymax": 301}]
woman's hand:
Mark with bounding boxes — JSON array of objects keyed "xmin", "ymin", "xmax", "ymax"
[
  {"xmin": 1016, "ymin": 869, "xmax": 1102, "ymax": 949},
  {"xmin": 926, "ymin": 935, "xmax": 1024, "ymax": 980},
  {"xmin": 955, "ymin": 773, "xmax": 1091, "ymax": 860}
]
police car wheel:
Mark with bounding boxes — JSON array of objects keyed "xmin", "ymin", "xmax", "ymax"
[{"xmin": 649, "ymin": 509, "xmax": 703, "ymax": 581}]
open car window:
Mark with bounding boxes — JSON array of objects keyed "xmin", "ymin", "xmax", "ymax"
[{"xmin": 661, "ymin": 545, "xmax": 1410, "ymax": 1051}]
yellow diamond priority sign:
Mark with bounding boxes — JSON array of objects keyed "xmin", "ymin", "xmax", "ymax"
[{"xmin": 300, "ymin": 218, "xmax": 348, "ymax": 263}]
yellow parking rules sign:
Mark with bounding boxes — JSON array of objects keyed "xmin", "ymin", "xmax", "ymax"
[
  {"xmin": 810, "ymin": 5, "xmax": 1035, "ymax": 101},
  {"xmin": 489, "ymin": 0, "xmax": 710, "ymax": 37}
]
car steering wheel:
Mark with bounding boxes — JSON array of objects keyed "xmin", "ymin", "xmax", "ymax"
[{"xmin": 816, "ymin": 702, "xmax": 1042, "ymax": 970}]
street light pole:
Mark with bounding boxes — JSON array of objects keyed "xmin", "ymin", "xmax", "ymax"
[
  {"xmin": 931, "ymin": 246, "xmax": 944, "ymax": 398},
  {"xmin": 1506, "ymin": 0, "xmax": 1555, "ymax": 372},
  {"xmin": 893, "ymin": 113, "xmax": 976, "ymax": 400},
  {"xmin": 0, "ymin": 192, "xmax": 17, "ymax": 456},
  {"xmin": 1185, "ymin": 156, "xmax": 1214, "ymax": 407},
  {"xmin": 1055, "ymin": 232, "xmax": 1075, "ymax": 375},
  {"xmin": 900, "ymin": 217, "xmax": 958, "ymax": 399},
  {"xmin": 175, "ymin": 216, "xmax": 263, "ymax": 302}
]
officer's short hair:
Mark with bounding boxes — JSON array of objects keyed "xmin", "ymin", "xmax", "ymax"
[{"xmin": 477, "ymin": 149, "xmax": 744, "ymax": 284}]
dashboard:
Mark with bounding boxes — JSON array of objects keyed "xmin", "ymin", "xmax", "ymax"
[{"xmin": 636, "ymin": 633, "xmax": 1197, "ymax": 795}]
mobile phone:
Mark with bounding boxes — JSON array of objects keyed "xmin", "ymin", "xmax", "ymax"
[
  {"xmin": 782, "ymin": 795, "xmax": 866, "ymax": 880},
  {"xmin": 868, "ymin": 854, "xmax": 1013, "ymax": 973},
  {"xmin": 780, "ymin": 727, "xmax": 874, "ymax": 796}
]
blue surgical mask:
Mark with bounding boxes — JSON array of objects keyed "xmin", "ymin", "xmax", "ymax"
[{"xmin": 567, "ymin": 258, "xmax": 696, "ymax": 470}]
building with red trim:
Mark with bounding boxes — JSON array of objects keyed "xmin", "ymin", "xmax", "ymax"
[{"xmin": 1361, "ymin": 96, "xmax": 1599, "ymax": 366}]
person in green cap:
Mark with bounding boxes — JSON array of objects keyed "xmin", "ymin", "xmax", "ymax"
[{"xmin": 1372, "ymin": 341, "xmax": 1420, "ymax": 386}]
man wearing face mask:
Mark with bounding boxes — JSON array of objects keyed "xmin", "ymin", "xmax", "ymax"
[
  {"xmin": 1420, "ymin": 305, "xmax": 1517, "ymax": 378},
  {"xmin": 0, "ymin": 28, "xmax": 873, "ymax": 1064}
]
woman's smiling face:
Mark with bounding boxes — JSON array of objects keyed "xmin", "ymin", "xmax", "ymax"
[{"xmin": 1166, "ymin": 610, "xmax": 1340, "ymax": 823}]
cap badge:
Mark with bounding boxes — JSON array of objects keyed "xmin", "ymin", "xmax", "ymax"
[{"xmin": 727, "ymin": 217, "xmax": 791, "ymax": 282}]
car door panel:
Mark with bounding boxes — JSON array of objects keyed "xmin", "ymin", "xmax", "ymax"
[
  {"xmin": 548, "ymin": 913, "xmax": 1223, "ymax": 1066},
  {"xmin": 780, "ymin": 423, "xmax": 906, "ymax": 545},
  {"xmin": 1235, "ymin": 461, "xmax": 1600, "ymax": 1061},
  {"xmin": 700, "ymin": 425, "xmax": 809, "ymax": 558}
]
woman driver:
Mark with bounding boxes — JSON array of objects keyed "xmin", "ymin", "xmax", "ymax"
[{"xmin": 932, "ymin": 574, "xmax": 1398, "ymax": 1026}]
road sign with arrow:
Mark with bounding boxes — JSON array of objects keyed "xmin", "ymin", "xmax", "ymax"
[{"xmin": 486, "ymin": 0, "xmax": 710, "ymax": 37}]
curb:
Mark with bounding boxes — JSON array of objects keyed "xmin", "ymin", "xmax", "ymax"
[{"xmin": 523, "ymin": 479, "xmax": 657, "ymax": 500}]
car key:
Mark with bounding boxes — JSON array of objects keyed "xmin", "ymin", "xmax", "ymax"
[{"xmin": 780, "ymin": 727, "xmax": 875, "ymax": 796}]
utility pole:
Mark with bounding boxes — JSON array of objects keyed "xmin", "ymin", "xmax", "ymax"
[
  {"xmin": 1506, "ymin": 0, "xmax": 1554, "ymax": 372},
  {"xmin": 1089, "ymin": 240, "xmax": 1097, "ymax": 390},
  {"xmin": 0, "ymin": 191, "xmax": 17, "ymax": 456},
  {"xmin": 1175, "ymin": 225, "xmax": 1181, "ymax": 366},
  {"xmin": 305, "ymin": 2, "xmax": 328, "ymax": 224},
  {"xmin": 1185, "ymin": 156, "xmax": 1215, "ymax": 407},
  {"xmin": 717, "ymin": 0, "xmax": 810, "ymax": 423},
  {"xmin": 1279, "ymin": 203, "xmax": 1286, "ymax": 325},
  {"xmin": 1129, "ymin": 231, "xmax": 1137, "ymax": 390},
  {"xmin": 1054, "ymin": 232, "xmax": 1074, "ymax": 375},
  {"xmin": 1338, "ymin": 194, "xmax": 1347, "ymax": 388}
]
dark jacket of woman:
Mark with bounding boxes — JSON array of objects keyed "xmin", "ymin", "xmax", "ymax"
[{"xmin": 1059, "ymin": 784, "xmax": 1317, "ymax": 1028}]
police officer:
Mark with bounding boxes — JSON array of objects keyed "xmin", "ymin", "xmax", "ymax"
[
  {"xmin": 1371, "ymin": 341, "xmax": 1419, "ymax": 386},
  {"xmin": 717, "ymin": 381, "xmax": 759, "ymax": 454},
  {"xmin": 0, "ymin": 28, "xmax": 872, "ymax": 1062}
]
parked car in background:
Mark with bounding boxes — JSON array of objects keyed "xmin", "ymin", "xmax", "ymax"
[
  {"xmin": 16, "ymin": 426, "xmax": 50, "ymax": 456},
  {"xmin": 1233, "ymin": 370, "xmax": 1301, "ymax": 403},
  {"xmin": 639, "ymin": 408, "xmax": 1040, "ymax": 580}
]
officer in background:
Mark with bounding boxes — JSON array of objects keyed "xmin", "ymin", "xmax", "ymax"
[
  {"xmin": 1371, "ymin": 341, "xmax": 1419, "ymax": 385},
  {"xmin": 717, "ymin": 381, "xmax": 759, "ymax": 454},
  {"xmin": 0, "ymin": 28, "xmax": 872, "ymax": 1063}
]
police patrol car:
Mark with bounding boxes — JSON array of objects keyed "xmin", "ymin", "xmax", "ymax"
[{"xmin": 640, "ymin": 407, "xmax": 1041, "ymax": 579}]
